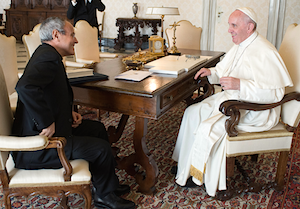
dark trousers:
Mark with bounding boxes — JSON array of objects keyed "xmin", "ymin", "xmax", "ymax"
[{"xmin": 70, "ymin": 119, "xmax": 119, "ymax": 196}]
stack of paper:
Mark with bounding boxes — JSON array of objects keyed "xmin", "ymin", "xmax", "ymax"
[
  {"xmin": 115, "ymin": 70, "xmax": 152, "ymax": 82},
  {"xmin": 66, "ymin": 68, "xmax": 94, "ymax": 79},
  {"xmin": 144, "ymin": 55, "xmax": 212, "ymax": 75}
]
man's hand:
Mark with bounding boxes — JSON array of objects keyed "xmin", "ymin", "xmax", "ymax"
[
  {"xmin": 194, "ymin": 68, "xmax": 211, "ymax": 80},
  {"xmin": 219, "ymin": 77, "xmax": 240, "ymax": 90},
  {"xmin": 39, "ymin": 122, "xmax": 55, "ymax": 138},
  {"xmin": 72, "ymin": 111, "xmax": 82, "ymax": 128}
]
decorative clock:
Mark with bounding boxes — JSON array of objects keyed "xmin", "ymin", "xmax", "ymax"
[{"xmin": 149, "ymin": 35, "xmax": 165, "ymax": 56}]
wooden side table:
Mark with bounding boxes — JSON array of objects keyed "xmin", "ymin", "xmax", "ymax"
[{"xmin": 114, "ymin": 18, "xmax": 161, "ymax": 52}]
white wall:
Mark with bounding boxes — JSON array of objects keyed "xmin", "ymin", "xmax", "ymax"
[{"xmin": 1, "ymin": 0, "xmax": 300, "ymax": 52}]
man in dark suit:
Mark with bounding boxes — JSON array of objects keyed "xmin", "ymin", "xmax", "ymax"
[
  {"xmin": 12, "ymin": 17, "xmax": 135, "ymax": 209},
  {"xmin": 67, "ymin": 0, "xmax": 105, "ymax": 27}
]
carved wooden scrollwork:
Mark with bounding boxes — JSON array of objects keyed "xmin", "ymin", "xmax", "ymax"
[
  {"xmin": 114, "ymin": 18, "xmax": 161, "ymax": 51},
  {"xmin": 219, "ymin": 92, "xmax": 300, "ymax": 137}
]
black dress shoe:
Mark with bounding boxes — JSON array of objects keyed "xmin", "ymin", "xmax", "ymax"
[
  {"xmin": 182, "ymin": 177, "xmax": 198, "ymax": 188},
  {"xmin": 94, "ymin": 192, "xmax": 136, "ymax": 209},
  {"xmin": 114, "ymin": 184, "xmax": 130, "ymax": 196},
  {"xmin": 92, "ymin": 184, "xmax": 130, "ymax": 197}
]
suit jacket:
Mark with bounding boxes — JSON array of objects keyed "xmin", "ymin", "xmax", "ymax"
[
  {"xmin": 12, "ymin": 43, "xmax": 74, "ymax": 169},
  {"xmin": 67, "ymin": 0, "xmax": 105, "ymax": 27}
]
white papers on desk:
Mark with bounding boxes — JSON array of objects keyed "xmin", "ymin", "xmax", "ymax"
[
  {"xmin": 115, "ymin": 70, "xmax": 153, "ymax": 82},
  {"xmin": 66, "ymin": 68, "xmax": 94, "ymax": 78},
  {"xmin": 65, "ymin": 61, "xmax": 86, "ymax": 68},
  {"xmin": 144, "ymin": 55, "xmax": 212, "ymax": 75}
]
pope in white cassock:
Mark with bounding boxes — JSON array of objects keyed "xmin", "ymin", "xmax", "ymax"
[{"xmin": 172, "ymin": 7, "xmax": 293, "ymax": 197}]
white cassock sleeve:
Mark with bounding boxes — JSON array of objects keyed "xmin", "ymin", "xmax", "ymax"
[{"xmin": 239, "ymin": 79, "xmax": 285, "ymax": 103}]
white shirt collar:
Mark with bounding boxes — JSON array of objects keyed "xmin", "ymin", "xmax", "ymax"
[{"xmin": 239, "ymin": 31, "xmax": 258, "ymax": 48}]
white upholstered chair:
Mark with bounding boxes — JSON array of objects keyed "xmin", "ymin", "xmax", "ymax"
[
  {"xmin": 74, "ymin": 20, "xmax": 117, "ymax": 64},
  {"xmin": 165, "ymin": 20, "xmax": 202, "ymax": 50},
  {"xmin": 216, "ymin": 23, "xmax": 300, "ymax": 200},
  {"xmin": 22, "ymin": 23, "xmax": 41, "ymax": 57},
  {"xmin": 0, "ymin": 64, "xmax": 92, "ymax": 208},
  {"xmin": 0, "ymin": 34, "xmax": 19, "ymax": 112}
]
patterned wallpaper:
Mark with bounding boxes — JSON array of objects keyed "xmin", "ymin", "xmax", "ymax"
[{"xmin": 1, "ymin": 0, "xmax": 299, "ymax": 52}]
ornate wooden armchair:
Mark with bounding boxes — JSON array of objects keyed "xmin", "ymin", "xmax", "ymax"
[
  {"xmin": 0, "ymin": 65, "xmax": 92, "ymax": 208},
  {"xmin": 216, "ymin": 23, "xmax": 300, "ymax": 200},
  {"xmin": 165, "ymin": 20, "xmax": 202, "ymax": 50}
]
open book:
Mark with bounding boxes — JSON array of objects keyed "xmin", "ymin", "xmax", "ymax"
[{"xmin": 144, "ymin": 55, "xmax": 212, "ymax": 75}]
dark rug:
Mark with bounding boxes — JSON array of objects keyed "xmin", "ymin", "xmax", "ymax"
[{"xmin": 1, "ymin": 102, "xmax": 299, "ymax": 208}]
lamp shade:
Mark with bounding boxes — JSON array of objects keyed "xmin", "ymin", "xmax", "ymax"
[{"xmin": 146, "ymin": 7, "xmax": 180, "ymax": 15}]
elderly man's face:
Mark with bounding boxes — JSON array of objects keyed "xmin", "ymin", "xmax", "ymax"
[
  {"xmin": 228, "ymin": 10, "xmax": 253, "ymax": 45},
  {"xmin": 57, "ymin": 21, "xmax": 78, "ymax": 56}
]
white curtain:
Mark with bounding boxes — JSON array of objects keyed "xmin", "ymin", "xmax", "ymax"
[
  {"xmin": 201, "ymin": 0, "xmax": 217, "ymax": 50},
  {"xmin": 267, "ymin": 0, "xmax": 286, "ymax": 49}
]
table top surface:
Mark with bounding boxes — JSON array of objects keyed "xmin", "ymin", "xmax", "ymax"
[{"xmin": 75, "ymin": 49, "xmax": 224, "ymax": 97}]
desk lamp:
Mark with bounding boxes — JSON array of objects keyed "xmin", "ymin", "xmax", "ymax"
[{"xmin": 146, "ymin": 6, "xmax": 180, "ymax": 38}]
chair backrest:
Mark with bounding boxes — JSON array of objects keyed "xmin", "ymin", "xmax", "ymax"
[
  {"xmin": 165, "ymin": 20, "xmax": 202, "ymax": 50},
  {"xmin": 279, "ymin": 23, "xmax": 300, "ymax": 127},
  {"xmin": 22, "ymin": 23, "xmax": 41, "ymax": 57},
  {"xmin": 74, "ymin": 20, "xmax": 100, "ymax": 63},
  {"xmin": 96, "ymin": 10, "xmax": 105, "ymax": 33},
  {"xmin": 0, "ymin": 34, "xmax": 19, "ymax": 96},
  {"xmin": 0, "ymin": 64, "xmax": 13, "ymax": 170}
]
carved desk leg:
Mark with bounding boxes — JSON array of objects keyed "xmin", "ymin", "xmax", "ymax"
[{"xmin": 116, "ymin": 116, "xmax": 158, "ymax": 194}]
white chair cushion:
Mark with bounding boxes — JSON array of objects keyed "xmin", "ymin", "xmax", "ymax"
[
  {"xmin": 7, "ymin": 158, "xmax": 91, "ymax": 187},
  {"xmin": 226, "ymin": 123, "xmax": 293, "ymax": 157},
  {"xmin": 0, "ymin": 135, "xmax": 48, "ymax": 151}
]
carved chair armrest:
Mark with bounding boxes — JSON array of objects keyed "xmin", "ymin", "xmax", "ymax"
[
  {"xmin": 186, "ymin": 76, "xmax": 215, "ymax": 106},
  {"xmin": 219, "ymin": 92, "xmax": 300, "ymax": 137},
  {"xmin": 0, "ymin": 136, "xmax": 72, "ymax": 182},
  {"xmin": 46, "ymin": 137, "xmax": 72, "ymax": 181}
]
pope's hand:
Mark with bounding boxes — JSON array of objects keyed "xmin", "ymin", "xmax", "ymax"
[
  {"xmin": 219, "ymin": 77, "xmax": 240, "ymax": 90},
  {"xmin": 194, "ymin": 68, "xmax": 211, "ymax": 80}
]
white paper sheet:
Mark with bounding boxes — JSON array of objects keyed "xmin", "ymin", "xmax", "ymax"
[{"xmin": 115, "ymin": 70, "xmax": 153, "ymax": 82}]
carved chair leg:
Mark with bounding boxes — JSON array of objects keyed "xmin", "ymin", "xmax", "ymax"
[
  {"xmin": 274, "ymin": 151, "xmax": 289, "ymax": 191},
  {"xmin": 216, "ymin": 157, "xmax": 236, "ymax": 201},
  {"xmin": 59, "ymin": 190, "xmax": 69, "ymax": 209},
  {"xmin": 250, "ymin": 154, "xmax": 258, "ymax": 162}
]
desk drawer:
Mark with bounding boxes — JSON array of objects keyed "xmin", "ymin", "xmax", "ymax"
[{"xmin": 160, "ymin": 77, "xmax": 196, "ymax": 109}]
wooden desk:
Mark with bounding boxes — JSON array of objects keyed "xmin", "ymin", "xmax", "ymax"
[
  {"xmin": 114, "ymin": 18, "xmax": 161, "ymax": 52},
  {"xmin": 72, "ymin": 49, "xmax": 225, "ymax": 194}
]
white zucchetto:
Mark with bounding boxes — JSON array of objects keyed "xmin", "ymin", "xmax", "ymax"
[{"xmin": 236, "ymin": 7, "xmax": 257, "ymax": 24}]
